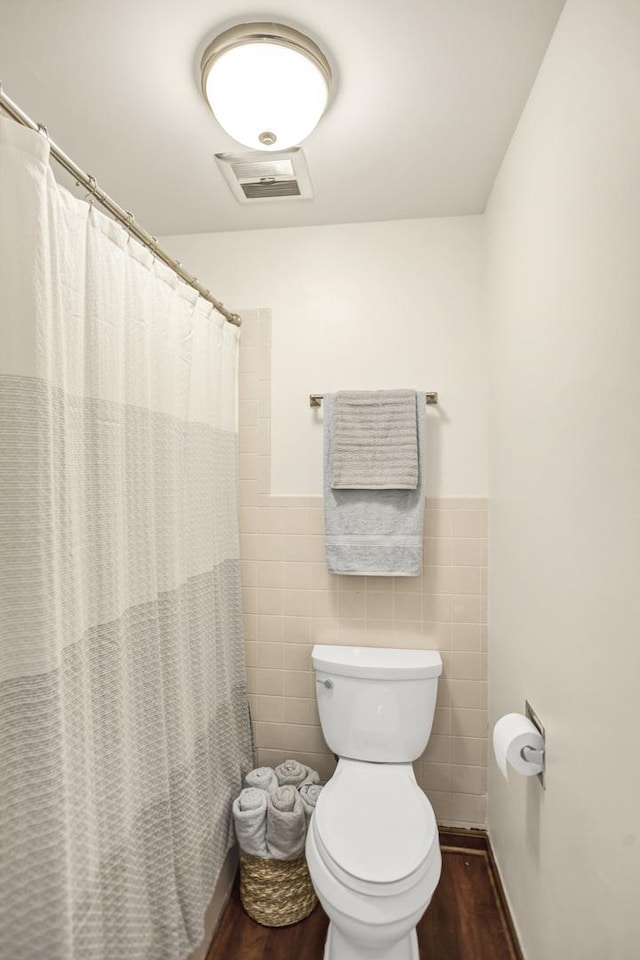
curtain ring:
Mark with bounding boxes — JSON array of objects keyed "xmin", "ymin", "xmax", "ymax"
[
  {"xmin": 124, "ymin": 210, "xmax": 135, "ymax": 242},
  {"xmin": 83, "ymin": 174, "xmax": 97, "ymax": 207}
]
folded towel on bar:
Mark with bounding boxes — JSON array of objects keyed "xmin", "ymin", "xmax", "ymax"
[
  {"xmin": 274, "ymin": 759, "xmax": 320, "ymax": 788},
  {"xmin": 244, "ymin": 766, "xmax": 278, "ymax": 793},
  {"xmin": 299, "ymin": 782, "xmax": 323, "ymax": 825},
  {"xmin": 323, "ymin": 392, "xmax": 426, "ymax": 576},
  {"xmin": 331, "ymin": 389, "xmax": 419, "ymax": 489},
  {"xmin": 232, "ymin": 787, "xmax": 268, "ymax": 857},
  {"xmin": 266, "ymin": 785, "xmax": 307, "ymax": 860}
]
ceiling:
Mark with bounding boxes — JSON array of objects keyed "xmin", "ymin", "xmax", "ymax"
[{"xmin": 0, "ymin": 0, "xmax": 565, "ymax": 236}]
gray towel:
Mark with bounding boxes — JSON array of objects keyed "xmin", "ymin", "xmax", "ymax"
[
  {"xmin": 266, "ymin": 785, "xmax": 306, "ymax": 860},
  {"xmin": 324, "ymin": 392, "xmax": 426, "ymax": 576},
  {"xmin": 274, "ymin": 759, "xmax": 320, "ymax": 788},
  {"xmin": 232, "ymin": 787, "xmax": 268, "ymax": 857},
  {"xmin": 299, "ymin": 782, "xmax": 323, "ymax": 826},
  {"xmin": 244, "ymin": 766, "xmax": 278, "ymax": 793},
  {"xmin": 331, "ymin": 390, "xmax": 419, "ymax": 489}
]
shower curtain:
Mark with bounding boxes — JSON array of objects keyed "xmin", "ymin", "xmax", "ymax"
[{"xmin": 0, "ymin": 118, "xmax": 253, "ymax": 959}]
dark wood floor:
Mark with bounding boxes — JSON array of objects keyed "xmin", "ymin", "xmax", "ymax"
[{"xmin": 206, "ymin": 831, "xmax": 521, "ymax": 960}]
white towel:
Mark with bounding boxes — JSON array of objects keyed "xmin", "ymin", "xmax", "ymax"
[
  {"xmin": 232, "ymin": 787, "xmax": 268, "ymax": 857},
  {"xmin": 331, "ymin": 390, "xmax": 419, "ymax": 489},
  {"xmin": 323, "ymin": 392, "xmax": 426, "ymax": 576},
  {"xmin": 274, "ymin": 759, "xmax": 320, "ymax": 788},
  {"xmin": 266, "ymin": 785, "xmax": 306, "ymax": 860},
  {"xmin": 299, "ymin": 782, "xmax": 323, "ymax": 825},
  {"xmin": 244, "ymin": 766, "xmax": 278, "ymax": 793}
]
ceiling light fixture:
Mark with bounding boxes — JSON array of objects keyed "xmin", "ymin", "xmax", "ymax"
[{"xmin": 200, "ymin": 22, "xmax": 332, "ymax": 152}]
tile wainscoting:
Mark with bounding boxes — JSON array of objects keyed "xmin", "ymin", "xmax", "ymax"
[{"xmin": 237, "ymin": 309, "xmax": 488, "ymax": 828}]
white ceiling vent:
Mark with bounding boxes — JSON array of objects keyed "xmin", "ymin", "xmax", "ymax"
[{"xmin": 214, "ymin": 147, "xmax": 314, "ymax": 203}]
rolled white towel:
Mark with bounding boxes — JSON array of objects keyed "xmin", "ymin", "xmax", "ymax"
[
  {"xmin": 232, "ymin": 787, "xmax": 268, "ymax": 857},
  {"xmin": 266, "ymin": 785, "xmax": 306, "ymax": 860},
  {"xmin": 299, "ymin": 782, "xmax": 322, "ymax": 825},
  {"xmin": 274, "ymin": 759, "xmax": 320, "ymax": 788},
  {"xmin": 244, "ymin": 766, "xmax": 278, "ymax": 793},
  {"xmin": 301, "ymin": 767, "xmax": 320, "ymax": 786}
]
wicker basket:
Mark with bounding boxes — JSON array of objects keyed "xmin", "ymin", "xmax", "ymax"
[{"xmin": 239, "ymin": 853, "xmax": 318, "ymax": 926}]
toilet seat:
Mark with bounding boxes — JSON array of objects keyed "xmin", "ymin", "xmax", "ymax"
[{"xmin": 313, "ymin": 760, "xmax": 438, "ymax": 897}]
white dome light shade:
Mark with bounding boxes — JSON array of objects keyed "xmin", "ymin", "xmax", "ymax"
[{"xmin": 201, "ymin": 24, "xmax": 332, "ymax": 152}]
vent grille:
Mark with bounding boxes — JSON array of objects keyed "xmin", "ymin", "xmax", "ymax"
[
  {"xmin": 232, "ymin": 159, "xmax": 294, "ymax": 179},
  {"xmin": 215, "ymin": 148, "xmax": 313, "ymax": 203},
  {"xmin": 241, "ymin": 179, "xmax": 301, "ymax": 199}
]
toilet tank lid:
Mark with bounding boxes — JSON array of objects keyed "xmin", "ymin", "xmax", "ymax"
[{"xmin": 311, "ymin": 645, "xmax": 442, "ymax": 680}]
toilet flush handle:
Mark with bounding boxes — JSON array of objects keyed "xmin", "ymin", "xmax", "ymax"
[{"xmin": 317, "ymin": 678, "xmax": 333, "ymax": 690}]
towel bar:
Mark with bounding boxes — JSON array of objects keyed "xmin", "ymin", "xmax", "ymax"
[{"xmin": 309, "ymin": 392, "xmax": 438, "ymax": 408}]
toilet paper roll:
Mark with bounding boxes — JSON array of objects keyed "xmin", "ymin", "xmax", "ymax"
[{"xmin": 493, "ymin": 713, "xmax": 544, "ymax": 780}]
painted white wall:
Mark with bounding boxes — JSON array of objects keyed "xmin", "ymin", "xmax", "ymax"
[
  {"xmin": 163, "ymin": 217, "xmax": 486, "ymax": 496},
  {"xmin": 486, "ymin": 2, "xmax": 640, "ymax": 958}
]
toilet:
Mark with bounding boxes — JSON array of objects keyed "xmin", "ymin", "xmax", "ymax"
[{"xmin": 306, "ymin": 644, "xmax": 443, "ymax": 960}]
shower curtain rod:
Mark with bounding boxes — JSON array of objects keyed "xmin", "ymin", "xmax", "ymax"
[{"xmin": 0, "ymin": 84, "xmax": 241, "ymax": 327}]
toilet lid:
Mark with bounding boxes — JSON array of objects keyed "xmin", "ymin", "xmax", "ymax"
[{"xmin": 314, "ymin": 762, "xmax": 437, "ymax": 886}]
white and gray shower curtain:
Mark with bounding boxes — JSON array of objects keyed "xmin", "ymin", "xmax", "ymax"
[{"xmin": 0, "ymin": 118, "xmax": 253, "ymax": 959}]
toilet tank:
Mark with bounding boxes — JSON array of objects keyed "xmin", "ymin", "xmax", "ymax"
[{"xmin": 312, "ymin": 645, "xmax": 442, "ymax": 763}]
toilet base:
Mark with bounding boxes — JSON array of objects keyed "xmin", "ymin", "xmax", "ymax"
[{"xmin": 323, "ymin": 921, "xmax": 419, "ymax": 960}]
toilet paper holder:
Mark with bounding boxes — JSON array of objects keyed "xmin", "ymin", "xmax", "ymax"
[
  {"xmin": 520, "ymin": 745, "xmax": 544, "ymax": 765},
  {"xmin": 524, "ymin": 700, "xmax": 546, "ymax": 788}
]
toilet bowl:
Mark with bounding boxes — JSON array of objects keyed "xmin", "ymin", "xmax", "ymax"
[
  {"xmin": 307, "ymin": 644, "xmax": 443, "ymax": 960},
  {"xmin": 306, "ymin": 758, "xmax": 441, "ymax": 960}
]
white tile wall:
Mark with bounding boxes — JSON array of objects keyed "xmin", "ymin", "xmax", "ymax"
[{"xmin": 238, "ymin": 309, "xmax": 488, "ymax": 828}]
